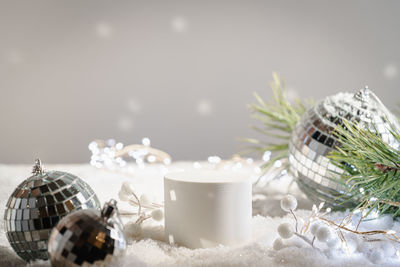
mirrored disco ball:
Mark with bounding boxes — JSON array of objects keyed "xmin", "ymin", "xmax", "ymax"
[
  {"xmin": 48, "ymin": 199, "xmax": 126, "ymax": 267},
  {"xmin": 289, "ymin": 87, "xmax": 400, "ymax": 208},
  {"xmin": 4, "ymin": 159, "xmax": 100, "ymax": 262}
]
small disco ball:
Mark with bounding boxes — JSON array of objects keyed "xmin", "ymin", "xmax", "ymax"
[
  {"xmin": 289, "ymin": 87, "xmax": 400, "ymax": 208},
  {"xmin": 3, "ymin": 159, "xmax": 100, "ymax": 262},
  {"xmin": 48, "ymin": 199, "xmax": 126, "ymax": 267}
]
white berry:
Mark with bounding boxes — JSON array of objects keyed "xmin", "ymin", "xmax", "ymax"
[
  {"xmin": 277, "ymin": 223, "xmax": 294, "ymax": 239},
  {"xmin": 273, "ymin": 238, "xmax": 284, "ymax": 251},
  {"xmin": 151, "ymin": 209, "xmax": 164, "ymax": 221},
  {"xmin": 316, "ymin": 225, "xmax": 331, "ymax": 242},
  {"xmin": 121, "ymin": 181, "xmax": 135, "ymax": 195},
  {"xmin": 310, "ymin": 222, "xmax": 321, "ymax": 236},
  {"xmin": 124, "ymin": 222, "xmax": 142, "ymax": 238},
  {"xmin": 280, "ymin": 195, "xmax": 298, "ymax": 212}
]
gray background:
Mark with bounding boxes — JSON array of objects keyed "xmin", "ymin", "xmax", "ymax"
[{"xmin": 0, "ymin": 0, "xmax": 399, "ymax": 163}]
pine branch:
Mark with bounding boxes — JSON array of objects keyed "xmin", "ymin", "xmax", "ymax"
[
  {"xmin": 329, "ymin": 120, "xmax": 400, "ymax": 215},
  {"xmin": 245, "ymin": 72, "xmax": 313, "ymax": 168}
]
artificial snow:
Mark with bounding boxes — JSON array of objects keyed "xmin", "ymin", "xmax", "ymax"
[{"xmin": 1, "ymin": 162, "xmax": 400, "ymax": 267}]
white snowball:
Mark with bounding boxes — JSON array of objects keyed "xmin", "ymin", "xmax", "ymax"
[
  {"xmin": 124, "ymin": 222, "xmax": 142, "ymax": 238},
  {"xmin": 316, "ymin": 226, "xmax": 331, "ymax": 242},
  {"xmin": 140, "ymin": 194, "xmax": 151, "ymax": 205},
  {"xmin": 121, "ymin": 181, "xmax": 135, "ymax": 195},
  {"xmin": 151, "ymin": 209, "xmax": 164, "ymax": 221},
  {"xmin": 368, "ymin": 249, "xmax": 384, "ymax": 264},
  {"xmin": 277, "ymin": 223, "xmax": 294, "ymax": 239},
  {"xmin": 280, "ymin": 195, "xmax": 298, "ymax": 212},
  {"xmin": 273, "ymin": 238, "xmax": 285, "ymax": 251},
  {"xmin": 310, "ymin": 222, "xmax": 321, "ymax": 236}
]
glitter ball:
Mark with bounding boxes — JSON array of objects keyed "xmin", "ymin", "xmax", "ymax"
[
  {"xmin": 4, "ymin": 160, "xmax": 100, "ymax": 262},
  {"xmin": 289, "ymin": 87, "xmax": 400, "ymax": 208},
  {"xmin": 48, "ymin": 200, "xmax": 126, "ymax": 266}
]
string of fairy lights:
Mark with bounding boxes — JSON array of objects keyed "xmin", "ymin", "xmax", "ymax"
[{"xmin": 88, "ymin": 137, "xmax": 280, "ymax": 177}]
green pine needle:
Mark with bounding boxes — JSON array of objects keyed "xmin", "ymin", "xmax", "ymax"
[
  {"xmin": 245, "ymin": 72, "xmax": 313, "ymax": 168},
  {"xmin": 329, "ymin": 120, "xmax": 400, "ymax": 216}
]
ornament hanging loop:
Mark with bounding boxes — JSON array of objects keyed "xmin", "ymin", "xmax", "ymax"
[
  {"xmin": 32, "ymin": 158, "xmax": 45, "ymax": 175},
  {"xmin": 354, "ymin": 85, "xmax": 370, "ymax": 102},
  {"xmin": 101, "ymin": 199, "xmax": 118, "ymax": 219}
]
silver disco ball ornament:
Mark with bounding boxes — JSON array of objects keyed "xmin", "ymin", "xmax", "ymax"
[
  {"xmin": 289, "ymin": 87, "xmax": 400, "ymax": 208},
  {"xmin": 48, "ymin": 199, "xmax": 126, "ymax": 267},
  {"xmin": 4, "ymin": 159, "xmax": 101, "ymax": 262}
]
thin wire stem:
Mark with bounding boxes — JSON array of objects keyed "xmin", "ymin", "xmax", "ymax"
[
  {"xmin": 290, "ymin": 209, "xmax": 298, "ymax": 233},
  {"xmin": 294, "ymin": 233, "xmax": 316, "ymax": 248}
]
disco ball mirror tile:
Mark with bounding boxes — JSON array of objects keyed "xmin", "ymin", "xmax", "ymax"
[
  {"xmin": 4, "ymin": 168, "xmax": 100, "ymax": 262},
  {"xmin": 289, "ymin": 88, "xmax": 400, "ymax": 208},
  {"xmin": 48, "ymin": 208, "xmax": 126, "ymax": 267}
]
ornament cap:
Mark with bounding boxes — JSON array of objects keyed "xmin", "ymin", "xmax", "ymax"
[
  {"xmin": 354, "ymin": 86, "xmax": 371, "ymax": 102},
  {"xmin": 101, "ymin": 199, "xmax": 118, "ymax": 219},
  {"xmin": 32, "ymin": 158, "xmax": 45, "ymax": 175}
]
